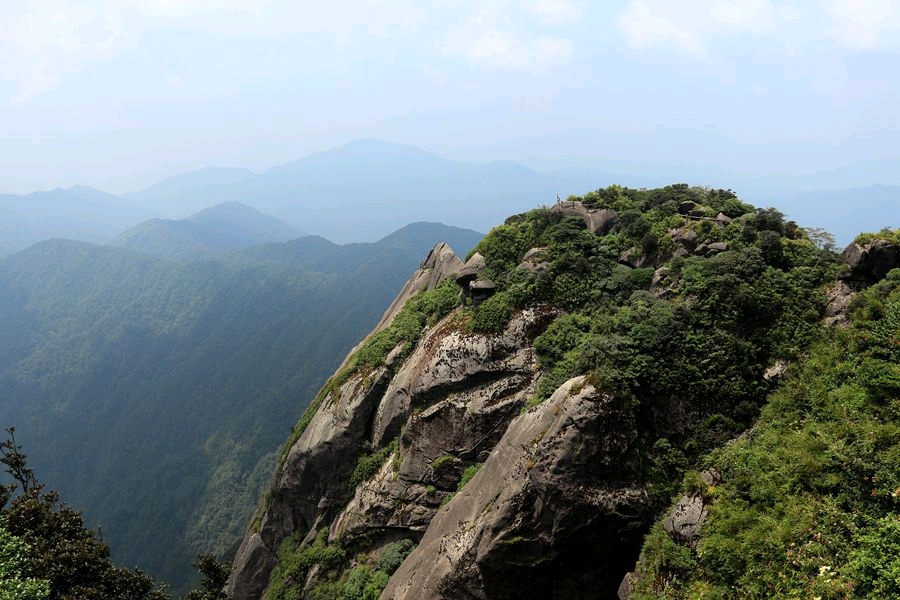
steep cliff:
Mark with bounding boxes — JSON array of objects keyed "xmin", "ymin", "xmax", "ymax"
[{"xmin": 229, "ymin": 185, "xmax": 869, "ymax": 599}]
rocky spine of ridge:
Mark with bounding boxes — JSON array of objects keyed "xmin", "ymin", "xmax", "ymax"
[
  {"xmin": 227, "ymin": 242, "xmax": 465, "ymax": 599},
  {"xmin": 229, "ymin": 196, "xmax": 896, "ymax": 600}
]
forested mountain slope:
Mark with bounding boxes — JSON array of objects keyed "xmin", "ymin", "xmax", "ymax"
[
  {"xmin": 226, "ymin": 184, "xmax": 897, "ymax": 599},
  {"xmin": 629, "ymin": 234, "xmax": 900, "ymax": 599},
  {"xmin": 110, "ymin": 202, "xmax": 304, "ymax": 261},
  {"xmin": 0, "ymin": 222, "xmax": 482, "ymax": 593},
  {"xmin": 0, "ymin": 186, "xmax": 158, "ymax": 252}
]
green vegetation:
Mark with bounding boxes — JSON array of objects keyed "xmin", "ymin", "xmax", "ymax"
[
  {"xmin": 279, "ymin": 279, "xmax": 461, "ymax": 465},
  {"xmin": 440, "ymin": 462, "xmax": 484, "ymax": 507},
  {"xmin": 268, "ymin": 532, "xmax": 415, "ymax": 600},
  {"xmin": 350, "ymin": 439, "xmax": 400, "ymax": 488},
  {"xmin": 469, "ymin": 185, "xmax": 837, "ymax": 475},
  {"xmin": 470, "ymin": 291, "xmax": 513, "ymax": 333},
  {"xmin": 0, "ymin": 223, "xmax": 481, "ymax": 592},
  {"xmin": 0, "ymin": 526, "xmax": 50, "ymax": 600},
  {"xmin": 633, "ymin": 269, "xmax": 900, "ymax": 598},
  {"xmin": 854, "ymin": 226, "xmax": 900, "ymax": 246},
  {"xmin": 268, "ymin": 529, "xmax": 347, "ymax": 600},
  {"xmin": 0, "ymin": 428, "xmax": 231, "ymax": 600},
  {"xmin": 457, "ymin": 463, "xmax": 483, "ymax": 490}
]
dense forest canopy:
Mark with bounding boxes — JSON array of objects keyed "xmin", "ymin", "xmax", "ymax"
[{"xmin": 0, "ymin": 223, "xmax": 482, "ymax": 593}]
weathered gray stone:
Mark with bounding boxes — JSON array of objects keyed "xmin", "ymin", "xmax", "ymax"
[
  {"xmin": 469, "ymin": 278, "xmax": 497, "ymax": 305},
  {"xmin": 619, "ymin": 247, "xmax": 648, "ymax": 268},
  {"xmin": 381, "ymin": 377, "xmax": 649, "ymax": 600},
  {"xmin": 521, "ymin": 246, "xmax": 548, "ymax": 262},
  {"xmin": 551, "ymin": 200, "xmax": 618, "ymax": 235},
  {"xmin": 706, "ymin": 241, "xmax": 729, "ymax": 254},
  {"xmin": 342, "ymin": 243, "xmax": 463, "ymax": 370},
  {"xmin": 715, "ymin": 212, "xmax": 733, "ymax": 226},
  {"xmin": 678, "ymin": 200, "xmax": 699, "ymax": 215},
  {"xmin": 227, "ymin": 367, "xmax": 392, "ymax": 599},
  {"xmin": 455, "ymin": 252, "xmax": 486, "ymax": 288},
  {"xmin": 617, "ymin": 572, "xmax": 636, "ymax": 600},
  {"xmin": 517, "ymin": 247, "xmax": 550, "ymax": 273},
  {"xmin": 823, "ymin": 281, "xmax": 857, "ymax": 327},
  {"xmin": 763, "ymin": 359, "xmax": 789, "ymax": 383},
  {"xmin": 841, "ymin": 238, "xmax": 900, "ymax": 282},
  {"xmin": 650, "ymin": 266, "xmax": 673, "ymax": 297},
  {"xmin": 371, "ymin": 307, "xmax": 554, "ymax": 449},
  {"xmin": 663, "ymin": 495, "xmax": 707, "ymax": 548},
  {"xmin": 670, "ymin": 227, "xmax": 699, "ymax": 250}
]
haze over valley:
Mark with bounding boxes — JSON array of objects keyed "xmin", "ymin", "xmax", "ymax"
[{"xmin": 0, "ymin": 2, "xmax": 899, "ymax": 599}]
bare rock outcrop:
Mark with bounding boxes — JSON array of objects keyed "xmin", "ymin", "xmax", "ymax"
[
  {"xmin": 551, "ymin": 200, "xmax": 618, "ymax": 235},
  {"xmin": 228, "ymin": 366, "xmax": 394, "ymax": 600},
  {"xmin": 381, "ymin": 377, "xmax": 650, "ymax": 600},
  {"xmin": 342, "ymin": 243, "xmax": 464, "ymax": 369},
  {"xmin": 228, "ymin": 272, "xmax": 555, "ymax": 599},
  {"xmin": 371, "ymin": 307, "xmax": 554, "ymax": 449},
  {"xmin": 841, "ymin": 237, "xmax": 899, "ymax": 282}
]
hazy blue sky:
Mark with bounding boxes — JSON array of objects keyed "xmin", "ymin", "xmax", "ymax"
[{"xmin": 1, "ymin": 0, "xmax": 898, "ymax": 194}]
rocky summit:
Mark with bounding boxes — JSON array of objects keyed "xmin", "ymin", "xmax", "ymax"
[{"xmin": 227, "ymin": 185, "xmax": 900, "ymax": 600}]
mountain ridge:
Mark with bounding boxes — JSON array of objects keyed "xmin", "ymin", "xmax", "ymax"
[
  {"xmin": 0, "ymin": 221, "xmax": 483, "ymax": 593},
  {"xmin": 226, "ymin": 184, "xmax": 898, "ymax": 600},
  {"xmin": 110, "ymin": 201, "xmax": 305, "ymax": 262}
]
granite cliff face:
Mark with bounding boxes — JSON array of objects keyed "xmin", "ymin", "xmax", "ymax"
[
  {"xmin": 228, "ymin": 239, "xmax": 652, "ymax": 599},
  {"xmin": 228, "ymin": 188, "xmax": 888, "ymax": 600}
]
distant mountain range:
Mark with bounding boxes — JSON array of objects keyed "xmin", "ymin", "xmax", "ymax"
[
  {"xmin": 0, "ymin": 221, "xmax": 483, "ymax": 593},
  {"xmin": 120, "ymin": 139, "xmax": 900, "ymax": 246},
  {"xmin": 126, "ymin": 166, "xmax": 256, "ymax": 215},
  {"xmin": 0, "ymin": 139, "xmax": 896, "ymax": 251},
  {"xmin": 125, "ymin": 139, "xmax": 560, "ymax": 243},
  {"xmin": 110, "ymin": 201, "xmax": 305, "ymax": 261},
  {"xmin": 0, "ymin": 186, "xmax": 159, "ymax": 251}
]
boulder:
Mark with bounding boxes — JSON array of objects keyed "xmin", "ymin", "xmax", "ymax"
[
  {"xmin": 470, "ymin": 278, "xmax": 497, "ymax": 305},
  {"xmin": 650, "ymin": 266, "xmax": 674, "ymax": 297},
  {"xmin": 706, "ymin": 241, "xmax": 729, "ymax": 255},
  {"xmin": 715, "ymin": 212, "xmax": 733, "ymax": 226},
  {"xmin": 763, "ymin": 359, "xmax": 789, "ymax": 383},
  {"xmin": 841, "ymin": 238, "xmax": 900, "ymax": 282},
  {"xmin": 370, "ymin": 307, "xmax": 554, "ymax": 449},
  {"xmin": 517, "ymin": 246, "xmax": 550, "ymax": 273},
  {"xmin": 455, "ymin": 252, "xmax": 486, "ymax": 286},
  {"xmin": 619, "ymin": 247, "xmax": 648, "ymax": 269},
  {"xmin": 663, "ymin": 494, "xmax": 707, "ymax": 548},
  {"xmin": 551, "ymin": 201, "xmax": 619, "ymax": 235},
  {"xmin": 670, "ymin": 227, "xmax": 699, "ymax": 250},
  {"xmin": 823, "ymin": 280, "xmax": 858, "ymax": 327},
  {"xmin": 678, "ymin": 201, "xmax": 699, "ymax": 215},
  {"xmin": 522, "ymin": 246, "xmax": 548, "ymax": 262}
]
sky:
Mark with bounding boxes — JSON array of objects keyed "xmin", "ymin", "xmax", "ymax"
[{"xmin": 1, "ymin": 0, "xmax": 899, "ymax": 195}]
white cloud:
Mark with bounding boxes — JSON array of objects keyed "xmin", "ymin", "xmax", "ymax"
[
  {"xmin": 710, "ymin": 0, "xmax": 774, "ymax": 29},
  {"xmin": 532, "ymin": 35, "xmax": 573, "ymax": 63},
  {"xmin": 133, "ymin": 0, "xmax": 266, "ymax": 17},
  {"xmin": 825, "ymin": 0, "xmax": 900, "ymax": 49},
  {"xmin": 1, "ymin": 0, "xmax": 110, "ymax": 103},
  {"xmin": 442, "ymin": 0, "xmax": 577, "ymax": 69},
  {"xmin": 0, "ymin": 0, "xmax": 429, "ymax": 103},
  {"xmin": 446, "ymin": 27, "xmax": 572, "ymax": 69},
  {"xmin": 616, "ymin": 0, "xmax": 900, "ymax": 56},
  {"xmin": 521, "ymin": 0, "xmax": 585, "ymax": 23},
  {"xmin": 616, "ymin": 1, "xmax": 705, "ymax": 55}
]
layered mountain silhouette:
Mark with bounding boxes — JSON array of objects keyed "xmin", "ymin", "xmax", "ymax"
[
  {"xmin": 110, "ymin": 202, "xmax": 304, "ymax": 261},
  {"xmin": 0, "ymin": 221, "xmax": 482, "ymax": 592},
  {"xmin": 126, "ymin": 139, "xmax": 561, "ymax": 243},
  {"xmin": 0, "ymin": 186, "xmax": 159, "ymax": 252}
]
